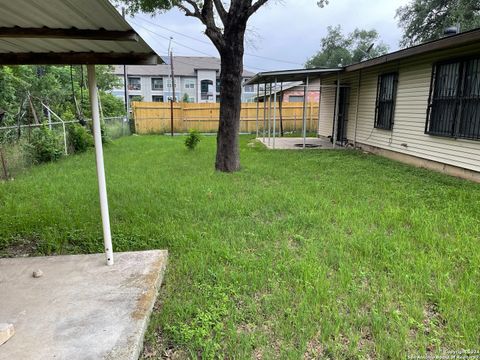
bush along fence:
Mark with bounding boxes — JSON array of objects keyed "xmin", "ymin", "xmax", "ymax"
[
  {"xmin": 0, "ymin": 116, "xmax": 129, "ymax": 179},
  {"xmin": 131, "ymin": 101, "xmax": 320, "ymax": 134}
]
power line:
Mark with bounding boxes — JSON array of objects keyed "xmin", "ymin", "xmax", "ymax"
[
  {"xmin": 130, "ymin": 20, "xmax": 270, "ymax": 71},
  {"xmin": 130, "ymin": 16, "xmax": 303, "ymax": 66}
]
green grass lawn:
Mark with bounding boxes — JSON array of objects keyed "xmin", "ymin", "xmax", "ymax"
[{"xmin": 1, "ymin": 135, "xmax": 479, "ymax": 359}]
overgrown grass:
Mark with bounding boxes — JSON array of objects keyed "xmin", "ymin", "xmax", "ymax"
[{"xmin": 1, "ymin": 135, "xmax": 479, "ymax": 359}]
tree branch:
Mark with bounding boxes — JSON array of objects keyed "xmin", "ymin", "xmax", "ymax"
[
  {"xmin": 176, "ymin": 1, "xmax": 202, "ymax": 19},
  {"xmin": 213, "ymin": 0, "xmax": 228, "ymax": 25},
  {"xmin": 249, "ymin": 0, "xmax": 269, "ymax": 16}
]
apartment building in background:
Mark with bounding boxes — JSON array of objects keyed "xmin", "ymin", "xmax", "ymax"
[{"xmin": 112, "ymin": 56, "xmax": 257, "ymax": 106}]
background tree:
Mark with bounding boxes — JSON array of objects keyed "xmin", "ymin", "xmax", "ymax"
[
  {"xmin": 121, "ymin": 0, "xmax": 329, "ymax": 172},
  {"xmin": 0, "ymin": 65, "xmax": 123, "ymax": 126},
  {"xmin": 305, "ymin": 25, "xmax": 388, "ymax": 68},
  {"xmin": 396, "ymin": 0, "xmax": 480, "ymax": 47}
]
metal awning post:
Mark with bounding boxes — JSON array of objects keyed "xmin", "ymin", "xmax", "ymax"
[
  {"xmin": 268, "ymin": 83, "xmax": 272, "ymax": 146},
  {"xmin": 255, "ymin": 84, "xmax": 260, "ymax": 138},
  {"xmin": 87, "ymin": 64, "xmax": 114, "ymax": 266},
  {"xmin": 272, "ymin": 77, "xmax": 278, "ymax": 149},
  {"xmin": 333, "ymin": 72, "xmax": 341, "ymax": 150},
  {"xmin": 317, "ymin": 78, "xmax": 322, "ymax": 136},
  {"xmin": 263, "ymin": 83, "xmax": 267, "ymax": 142},
  {"xmin": 302, "ymin": 76, "xmax": 309, "ymax": 149}
]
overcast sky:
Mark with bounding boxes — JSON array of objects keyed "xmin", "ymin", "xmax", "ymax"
[{"xmin": 125, "ymin": 0, "xmax": 410, "ymax": 73}]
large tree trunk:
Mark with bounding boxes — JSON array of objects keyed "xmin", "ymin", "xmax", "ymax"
[{"xmin": 215, "ymin": 31, "xmax": 245, "ymax": 172}]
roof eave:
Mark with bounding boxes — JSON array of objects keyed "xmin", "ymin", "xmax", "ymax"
[
  {"xmin": 245, "ymin": 68, "xmax": 342, "ymax": 85},
  {"xmin": 0, "ymin": 52, "xmax": 162, "ymax": 65},
  {"xmin": 346, "ymin": 27, "xmax": 480, "ymax": 72}
]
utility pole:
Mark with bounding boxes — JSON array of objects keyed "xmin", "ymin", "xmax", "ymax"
[{"xmin": 168, "ymin": 37, "xmax": 175, "ymax": 136}]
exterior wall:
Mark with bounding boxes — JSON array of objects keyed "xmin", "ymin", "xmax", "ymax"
[
  {"xmin": 318, "ymin": 43, "xmax": 480, "ymax": 174},
  {"xmin": 196, "ymin": 69, "xmax": 217, "ymax": 103},
  {"xmin": 179, "ymin": 77, "xmax": 197, "ymax": 102},
  {"xmin": 283, "ymin": 89, "xmax": 319, "ymax": 103},
  {"xmin": 113, "ymin": 73, "xmax": 255, "ymax": 104}
]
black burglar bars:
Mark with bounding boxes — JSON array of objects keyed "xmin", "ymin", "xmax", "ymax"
[
  {"xmin": 426, "ymin": 56, "xmax": 480, "ymax": 140},
  {"xmin": 458, "ymin": 58, "xmax": 480, "ymax": 139},
  {"xmin": 375, "ymin": 72, "xmax": 398, "ymax": 130},
  {"xmin": 427, "ymin": 61, "xmax": 460, "ymax": 137}
]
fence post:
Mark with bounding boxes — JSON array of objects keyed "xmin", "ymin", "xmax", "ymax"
[{"xmin": 62, "ymin": 121, "xmax": 68, "ymax": 155}]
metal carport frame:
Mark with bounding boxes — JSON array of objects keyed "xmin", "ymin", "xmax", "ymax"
[
  {"xmin": 246, "ymin": 68, "xmax": 343, "ymax": 149},
  {"xmin": 0, "ymin": 0, "xmax": 162, "ymax": 265}
]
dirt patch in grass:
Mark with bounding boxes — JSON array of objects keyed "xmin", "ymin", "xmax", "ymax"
[
  {"xmin": 0, "ymin": 236, "xmax": 39, "ymax": 257},
  {"xmin": 358, "ymin": 327, "xmax": 376, "ymax": 359},
  {"xmin": 423, "ymin": 301, "xmax": 445, "ymax": 353},
  {"xmin": 304, "ymin": 331, "xmax": 324, "ymax": 359}
]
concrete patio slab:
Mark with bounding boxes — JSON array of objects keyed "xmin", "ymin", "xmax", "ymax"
[
  {"xmin": 257, "ymin": 137, "xmax": 336, "ymax": 150},
  {"xmin": 0, "ymin": 250, "xmax": 168, "ymax": 360}
]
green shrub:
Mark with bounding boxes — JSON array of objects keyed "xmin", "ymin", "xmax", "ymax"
[
  {"xmin": 24, "ymin": 126, "xmax": 63, "ymax": 164},
  {"xmin": 68, "ymin": 123, "xmax": 93, "ymax": 153},
  {"xmin": 185, "ymin": 129, "xmax": 201, "ymax": 150},
  {"xmin": 86, "ymin": 121, "xmax": 111, "ymax": 144},
  {"xmin": 128, "ymin": 117, "xmax": 136, "ymax": 134},
  {"xmin": 101, "ymin": 122, "xmax": 111, "ymax": 144}
]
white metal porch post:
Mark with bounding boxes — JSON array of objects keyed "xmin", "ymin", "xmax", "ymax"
[
  {"xmin": 255, "ymin": 84, "xmax": 260, "ymax": 138},
  {"xmin": 302, "ymin": 76, "xmax": 309, "ymax": 149},
  {"xmin": 333, "ymin": 72, "xmax": 341, "ymax": 150},
  {"xmin": 317, "ymin": 79, "xmax": 322, "ymax": 136},
  {"xmin": 272, "ymin": 77, "xmax": 278, "ymax": 149},
  {"xmin": 263, "ymin": 83, "xmax": 267, "ymax": 142},
  {"xmin": 87, "ymin": 65, "xmax": 114, "ymax": 266},
  {"xmin": 268, "ymin": 83, "xmax": 272, "ymax": 146}
]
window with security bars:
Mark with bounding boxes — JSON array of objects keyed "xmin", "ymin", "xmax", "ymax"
[
  {"xmin": 374, "ymin": 72, "xmax": 398, "ymax": 130},
  {"xmin": 426, "ymin": 57, "xmax": 480, "ymax": 140}
]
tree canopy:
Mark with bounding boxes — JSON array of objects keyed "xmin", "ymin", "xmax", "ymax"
[
  {"xmin": 396, "ymin": 0, "xmax": 480, "ymax": 47},
  {"xmin": 0, "ymin": 65, "xmax": 124, "ymax": 126},
  {"xmin": 305, "ymin": 25, "xmax": 389, "ymax": 68},
  {"xmin": 120, "ymin": 0, "xmax": 277, "ymax": 172}
]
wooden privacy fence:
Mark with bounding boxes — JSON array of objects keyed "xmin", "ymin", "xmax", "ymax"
[{"xmin": 131, "ymin": 101, "xmax": 319, "ymax": 134}]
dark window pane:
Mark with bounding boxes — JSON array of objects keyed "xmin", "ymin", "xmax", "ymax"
[
  {"xmin": 427, "ymin": 61, "xmax": 460, "ymax": 137},
  {"xmin": 429, "ymin": 99, "xmax": 457, "ymax": 136},
  {"xmin": 434, "ymin": 62, "xmax": 460, "ymax": 98},
  {"xmin": 375, "ymin": 72, "xmax": 397, "ymax": 130}
]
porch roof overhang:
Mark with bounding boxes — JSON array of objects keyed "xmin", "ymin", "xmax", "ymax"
[
  {"xmin": 0, "ymin": 0, "xmax": 162, "ymax": 65},
  {"xmin": 0, "ymin": 0, "xmax": 162, "ymax": 265},
  {"xmin": 244, "ymin": 68, "xmax": 343, "ymax": 85}
]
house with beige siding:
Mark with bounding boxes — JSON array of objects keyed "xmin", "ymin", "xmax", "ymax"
[
  {"xmin": 249, "ymin": 28, "xmax": 480, "ymax": 182},
  {"xmin": 317, "ymin": 28, "xmax": 480, "ymax": 181}
]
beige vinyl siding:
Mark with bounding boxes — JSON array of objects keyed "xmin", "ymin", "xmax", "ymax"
[
  {"xmin": 318, "ymin": 73, "xmax": 359, "ymax": 139},
  {"xmin": 318, "ymin": 81, "xmax": 335, "ymax": 137},
  {"xmin": 316, "ymin": 44, "xmax": 480, "ymax": 173}
]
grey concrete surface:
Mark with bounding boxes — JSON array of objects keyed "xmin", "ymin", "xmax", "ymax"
[
  {"xmin": 257, "ymin": 137, "xmax": 335, "ymax": 150},
  {"xmin": 0, "ymin": 250, "xmax": 168, "ymax": 360}
]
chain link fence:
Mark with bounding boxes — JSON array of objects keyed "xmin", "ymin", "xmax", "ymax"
[{"xmin": 0, "ymin": 116, "xmax": 130, "ymax": 179}]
